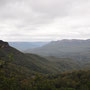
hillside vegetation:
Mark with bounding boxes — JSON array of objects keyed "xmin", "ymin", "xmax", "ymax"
[
  {"xmin": 0, "ymin": 40, "xmax": 84, "ymax": 73},
  {"xmin": 0, "ymin": 40, "xmax": 90, "ymax": 90},
  {"xmin": 0, "ymin": 64, "xmax": 90, "ymax": 90}
]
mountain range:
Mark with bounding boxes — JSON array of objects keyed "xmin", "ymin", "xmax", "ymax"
[
  {"xmin": 26, "ymin": 39, "xmax": 90, "ymax": 56},
  {"xmin": 25, "ymin": 39, "xmax": 90, "ymax": 69},
  {"xmin": 9, "ymin": 42, "xmax": 48, "ymax": 51},
  {"xmin": 0, "ymin": 40, "xmax": 87, "ymax": 74},
  {"xmin": 0, "ymin": 40, "xmax": 90, "ymax": 90}
]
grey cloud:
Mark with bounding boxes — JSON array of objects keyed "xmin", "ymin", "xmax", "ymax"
[
  {"xmin": 0, "ymin": 0, "xmax": 90, "ymax": 41},
  {"xmin": 0, "ymin": 0, "xmax": 73, "ymax": 25},
  {"xmin": 30, "ymin": 0, "xmax": 73, "ymax": 17}
]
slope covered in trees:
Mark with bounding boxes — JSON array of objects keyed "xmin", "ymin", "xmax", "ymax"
[
  {"xmin": 0, "ymin": 40, "xmax": 57, "ymax": 74},
  {"xmin": 0, "ymin": 40, "xmax": 90, "ymax": 90},
  {"xmin": 0, "ymin": 64, "xmax": 90, "ymax": 90},
  {"xmin": 0, "ymin": 40, "xmax": 83, "ymax": 73}
]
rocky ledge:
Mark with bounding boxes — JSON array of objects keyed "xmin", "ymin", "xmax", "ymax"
[{"xmin": 0, "ymin": 40, "xmax": 9, "ymax": 48}]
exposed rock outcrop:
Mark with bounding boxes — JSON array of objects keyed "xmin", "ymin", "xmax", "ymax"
[{"xmin": 0, "ymin": 40, "xmax": 9, "ymax": 48}]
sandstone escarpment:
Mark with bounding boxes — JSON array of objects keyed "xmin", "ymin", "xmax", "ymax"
[{"xmin": 0, "ymin": 40, "xmax": 9, "ymax": 48}]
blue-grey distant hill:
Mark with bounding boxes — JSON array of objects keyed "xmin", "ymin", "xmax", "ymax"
[
  {"xmin": 25, "ymin": 39, "xmax": 90, "ymax": 68},
  {"xmin": 27, "ymin": 39, "xmax": 90, "ymax": 56},
  {"xmin": 9, "ymin": 42, "xmax": 48, "ymax": 51}
]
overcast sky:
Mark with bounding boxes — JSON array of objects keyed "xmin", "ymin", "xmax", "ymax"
[{"xmin": 0, "ymin": 0, "xmax": 90, "ymax": 42}]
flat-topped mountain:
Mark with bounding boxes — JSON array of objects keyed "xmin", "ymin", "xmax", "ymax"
[
  {"xmin": 26, "ymin": 39, "xmax": 90, "ymax": 69},
  {"xmin": 26, "ymin": 39, "xmax": 90, "ymax": 56}
]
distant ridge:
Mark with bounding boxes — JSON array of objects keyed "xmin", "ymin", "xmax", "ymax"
[
  {"xmin": 9, "ymin": 42, "xmax": 48, "ymax": 51},
  {"xmin": 26, "ymin": 39, "xmax": 90, "ymax": 56}
]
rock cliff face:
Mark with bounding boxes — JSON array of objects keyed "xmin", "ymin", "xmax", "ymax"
[{"xmin": 0, "ymin": 40, "xmax": 9, "ymax": 48}]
